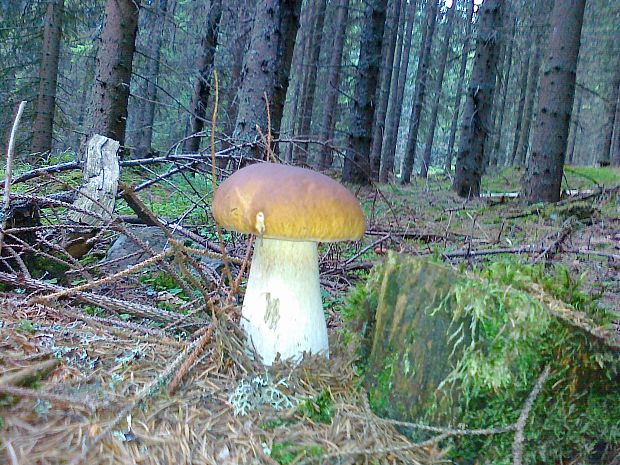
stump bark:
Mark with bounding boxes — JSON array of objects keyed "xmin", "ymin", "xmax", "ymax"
[{"xmin": 359, "ymin": 253, "xmax": 472, "ymax": 422}]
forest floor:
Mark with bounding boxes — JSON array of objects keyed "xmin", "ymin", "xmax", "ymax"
[{"xmin": 0, "ymin": 163, "xmax": 618, "ymax": 464}]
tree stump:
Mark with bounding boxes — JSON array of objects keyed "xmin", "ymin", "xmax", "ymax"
[
  {"xmin": 65, "ymin": 135, "xmax": 120, "ymax": 257},
  {"xmin": 357, "ymin": 253, "xmax": 472, "ymax": 423}
]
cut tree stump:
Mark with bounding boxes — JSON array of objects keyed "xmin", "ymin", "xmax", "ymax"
[
  {"xmin": 359, "ymin": 253, "xmax": 472, "ymax": 423},
  {"xmin": 65, "ymin": 135, "xmax": 120, "ymax": 257}
]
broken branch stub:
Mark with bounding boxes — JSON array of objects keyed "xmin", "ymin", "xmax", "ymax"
[{"xmin": 66, "ymin": 135, "xmax": 120, "ymax": 257}]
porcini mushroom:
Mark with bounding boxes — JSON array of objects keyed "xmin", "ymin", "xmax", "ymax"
[{"xmin": 212, "ymin": 163, "xmax": 365, "ymax": 365}]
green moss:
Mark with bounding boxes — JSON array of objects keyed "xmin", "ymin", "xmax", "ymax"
[
  {"xmin": 270, "ymin": 442, "xmax": 323, "ymax": 464},
  {"xmin": 296, "ymin": 389, "xmax": 333, "ymax": 424}
]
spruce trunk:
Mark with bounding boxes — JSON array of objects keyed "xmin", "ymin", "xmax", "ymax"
[{"xmin": 523, "ymin": 0, "xmax": 586, "ymax": 203}]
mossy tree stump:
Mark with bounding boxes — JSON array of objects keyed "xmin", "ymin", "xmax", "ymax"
[{"xmin": 358, "ymin": 253, "xmax": 472, "ymax": 422}]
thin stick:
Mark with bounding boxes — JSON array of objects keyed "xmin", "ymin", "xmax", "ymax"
[
  {"xmin": 512, "ymin": 365, "xmax": 551, "ymax": 465},
  {"xmin": 0, "ymin": 101, "xmax": 27, "ymax": 256},
  {"xmin": 209, "ymin": 70, "xmax": 234, "ymax": 301},
  {"xmin": 167, "ymin": 324, "xmax": 214, "ymax": 394}
]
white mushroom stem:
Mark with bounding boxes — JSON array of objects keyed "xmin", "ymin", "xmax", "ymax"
[{"xmin": 241, "ymin": 237, "xmax": 328, "ymax": 365}]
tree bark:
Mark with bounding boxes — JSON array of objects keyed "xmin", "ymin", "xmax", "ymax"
[
  {"xmin": 419, "ymin": 3, "xmax": 455, "ymax": 178},
  {"xmin": 293, "ymin": 0, "xmax": 326, "ymax": 165},
  {"xmin": 379, "ymin": 0, "xmax": 418, "ymax": 182},
  {"xmin": 452, "ymin": 0, "xmax": 502, "ymax": 198},
  {"xmin": 600, "ymin": 60, "xmax": 620, "ymax": 165},
  {"xmin": 444, "ymin": 0, "xmax": 474, "ymax": 172},
  {"xmin": 399, "ymin": 0, "xmax": 439, "ymax": 185},
  {"xmin": 135, "ymin": 0, "xmax": 169, "ymax": 158},
  {"xmin": 522, "ymin": 0, "xmax": 586, "ymax": 203},
  {"xmin": 369, "ymin": 0, "xmax": 401, "ymax": 180},
  {"xmin": 182, "ymin": 0, "xmax": 223, "ymax": 154},
  {"xmin": 270, "ymin": 0, "xmax": 302, "ymax": 145},
  {"xmin": 31, "ymin": 0, "xmax": 64, "ymax": 156},
  {"xmin": 341, "ymin": 0, "xmax": 387, "ymax": 184},
  {"xmin": 489, "ymin": 16, "xmax": 516, "ymax": 169},
  {"xmin": 89, "ymin": 0, "xmax": 139, "ymax": 147},
  {"xmin": 232, "ymin": 0, "xmax": 301, "ymax": 163},
  {"xmin": 567, "ymin": 91, "xmax": 582, "ymax": 165},
  {"xmin": 508, "ymin": 45, "xmax": 531, "ymax": 166},
  {"xmin": 514, "ymin": 42, "xmax": 543, "ymax": 167},
  {"xmin": 612, "ymin": 80, "xmax": 620, "ymax": 167},
  {"xmin": 315, "ymin": 0, "xmax": 350, "ymax": 170}
]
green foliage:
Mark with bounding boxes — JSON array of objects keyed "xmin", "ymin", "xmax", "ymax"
[
  {"xmin": 296, "ymin": 389, "xmax": 333, "ymax": 425},
  {"xmin": 16, "ymin": 319, "xmax": 36, "ymax": 333},
  {"xmin": 445, "ymin": 260, "xmax": 619, "ymax": 464},
  {"xmin": 270, "ymin": 442, "xmax": 323, "ymax": 464}
]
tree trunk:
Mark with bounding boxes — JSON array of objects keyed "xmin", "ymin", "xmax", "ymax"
[
  {"xmin": 600, "ymin": 60, "xmax": 620, "ymax": 165},
  {"xmin": 567, "ymin": 91, "xmax": 582, "ymax": 165},
  {"xmin": 369, "ymin": 0, "xmax": 401, "ymax": 180},
  {"xmin": 292, "ymin": 0, "xmax": 326, "ymax": 165},
  {"xmin": 341, "ymin": 0, "xmax": 387, "ymax": 184},
  {"xmin": 612, "ymin": 80, "xmax": 620, "ymax": 167},
  {"xmin": 444, "ymin": 0, "xmax": 474, "ymax": 173},
  {"xmin": 182, "ymin": 0, "xmax": 223, "ymax": 154},
  {"xmin": 379, "ymin": 0, "xmax": 418, "ymax": 182},
  {"xmin": 508, "ymin": 46, "xmax": 531, "ymax": 166},
  {"xmin": 89, "ymin": 0, "xmax": 139, "ymax": 147},
  {"xmin": 399, "ymin": 0, "xmax": 439, "ymax": 185},
  {"xmin": 315, "ymin": 0, "xmax": 350, "ymax": 170},
  {"xmin": 31, "ymin": 0, "xmax": 64, "ymax": 156},
  {"xmin": 514, "ymin": 42, "xmax": 543, "ymax": 167},
  {"xmin": 522, "ymin": 0, "xmax": 586, "ymax": 203},
  {"xmin": 452, "ymin": 0, "xmax": 502, "ymax": 198},
  {"xmin": 283, "ymin": 2, "xmax": 312, "ymax": 163},
  {"xmin": 232, "ymin": 0, "xmax": 301, "ymax": 163},
  {"xmin": 489, "ymin": 16, "xmax": 516, "ymax": 169},
  {"xmin": 270, "ymin": 0, "xmax": 302, "ymax": 146},
  {"xmin": 419, "ymin": 4, "xmax": 455, "ymax": 178},
  {"xmin": 135, "ymin": 0, "xmax": 169, "ymax": 158}
]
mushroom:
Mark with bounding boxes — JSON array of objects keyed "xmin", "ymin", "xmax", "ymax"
[{"xmin": 212, "ymin": 163, "xmax": 365, "ymax": 365}]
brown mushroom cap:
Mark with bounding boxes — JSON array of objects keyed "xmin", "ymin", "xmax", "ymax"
[{"xmin": 212, "ymin": 163, "xmax": 365, "ymax": 242}]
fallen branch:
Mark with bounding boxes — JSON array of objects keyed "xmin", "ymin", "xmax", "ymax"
[
  {"xmin": 0, "ymin": 384, "xmax": 96, "ymax": 412},
  {"xmin": 0, "ymin": 359, "xmax": 60, "ymax": 386}
]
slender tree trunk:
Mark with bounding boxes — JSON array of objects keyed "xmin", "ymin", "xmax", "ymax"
[
  {"xmin": 509, "ymin": 46, "xmax": 531, "ymax": 165},
  {"xmin": 522, "ymin": 0, "xmax": 586, "ymax": 203},
  {"xmin": 223, "ymin": 3, "xmax": 252, "ymax": 139},
  {"xmin": 135, "ymin": 0, "xmax": 169, "ymax": 158},
  {"xmin": 419, "ymin": 4, "xmax": 455, "ymax": 178},
  {"xmin": 182, "ymin": 0, "xmax": 222, "ymax": 154},
  {"xmin": 444, "ymin": 0, "xmax": 474, "ymax": 172},
  {"xmin": 399, "ymin": 0, "xmax": 438, "ymax": 185},
  {"xmin": 283, "ymin": 2, "xmax": 312, "ymax": 162},
  {"xmin": 31, "ymin": 0, "xmax": 64, "ymax": 156},
  {"xmin": 567, "ymin": 91, "xmax": 582, "ymax": 165},
  {"xmin": 294, "ymin": 0, "xmax": 327, "ymax": 165},
  {"xmin": 270, "ymin": 0, "xmax": 302, "ymax": 144},
  {"xmin": 232, "ymin": 0, "xmax": 301, "ymax": 162},
  {"xmin": 611, "ymin": 81, "xmax": 620, "ymax": 167},
  {"xmin": 600, "ymin": 61, "xmax": 620, "ymax": 165},
  {"xmin": 514, "ymin": 42, "xmax": 543, "ymax": 166},
  {"xmin": 315, "ymin": 0, "xmax": 350, "ymax": 170},
  {"xmin": 369, "ymin": 0, "xmax": 401, "ymax": 179},
  {"xmin": 379, "ymin": 0, "xmax": 418, "ymax": 182},
  {"xmin": 89, "ymin": 0, "xmax": 140, "ymax": 146},
  {"xmin": 342, "ymin": 0, "xmax": 387, "ymax": 184},
  {"xmin": 490, "ymin": 16, "xmax": 516, "ymax": 168},
  {"xmin": 452, "ymin": 0, "xmax": 502, "ymax": 198}
]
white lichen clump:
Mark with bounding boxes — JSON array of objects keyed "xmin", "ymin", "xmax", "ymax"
[{"xmin": 228, "ymin": 374, "xmax": 297, "ymax": 416}]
